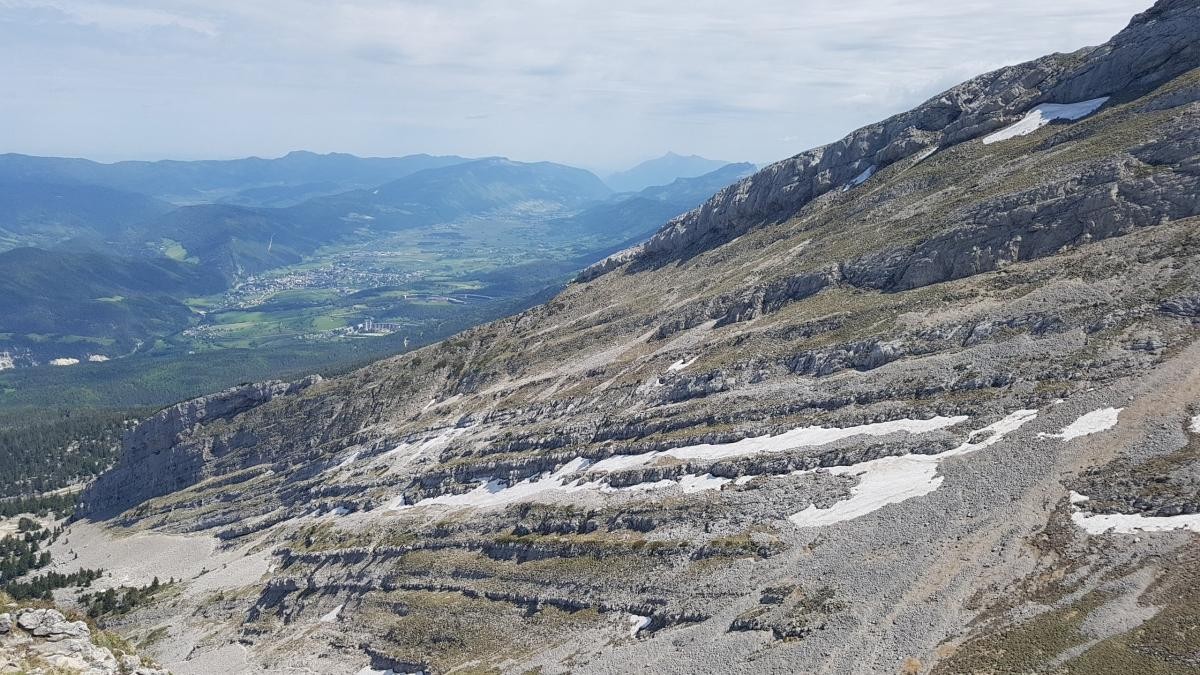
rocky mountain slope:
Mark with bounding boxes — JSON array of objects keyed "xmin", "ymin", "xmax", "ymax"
[{"xmin": 56, "ymin": 1, "xmax": 1200, "ymax": 672}]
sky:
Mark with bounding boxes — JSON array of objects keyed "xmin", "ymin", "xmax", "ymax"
[{"xmin": 0, "ymin": 0, "xmax": 1153, "ymax": 172}]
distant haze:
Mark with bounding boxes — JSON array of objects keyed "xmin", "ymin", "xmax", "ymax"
[{"xmin": 1, "ymin": 0, "xmax": 1150, "ymax": 170}]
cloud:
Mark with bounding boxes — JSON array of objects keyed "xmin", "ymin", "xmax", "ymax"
[
  {"xmin": 0, "ymin": 0, "xmax": 1152, "ymax": 168},
  {"xmin": 2, "ymin": 0, "xmax": 218, "ymax": 35}
]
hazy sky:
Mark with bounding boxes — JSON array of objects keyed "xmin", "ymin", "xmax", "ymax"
[{"xmin": 1, "ymin": 0, "xmax": 1152, "ymax": 171}]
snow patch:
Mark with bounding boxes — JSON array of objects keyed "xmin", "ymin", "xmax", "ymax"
[
  {"xmin": 843, "ymin": 165, "xmax": 876, "ymax": 191},
  {"xmin": 789, "ymin": 410, "xmax": 1039, "ymax": 527},
  {"xmin": 326, "ymin": 450, "xmax": 361, "ymax": 472},
  {"xmin": 320, "ymin": 604, "xmax": 344, "ymax": 623},
  {"xmin": 667, "ymin": 356, "xmax": 698, "ymax": 372},
  {"xmin": 398, "ymin": 416, "xmax": 966, "ymax": 512},
  {"xmin": 1069, "ymin": 492, "xmax": 1200, "ymax": 534},
  {"xmin": 397, "ymin": 460, "xmax": 726, "ymax": 511},
  {"xmin": 677, "ymin": 473, "xmax": 731, "ymax": 493},
  {"xmin": 911, "ymin": 146, "xmax": 938, "ymax": 165},
  {"xmin": 1190, "ymin": 414, "xmax": 1200, "ymax": 434},
  {"xmin": 611, "ymin": 415, "xmax": 969, "ymax": 468},
  {"xmin": 381, "ymin": 427, "xmax": 468, "ymax": 464},
  {"xmin": 49, "ymin": 358, "xmax": 80, "ymax": 366},
  {"xmin": 628, "ymin": 614, "xmax": 651, "ymax": 637},
  {"xmin": 1039, "ymin": 407, "xmax": 1122, "ymax": 441},
  {"xmin": 87, "ymin": 354, "xmax": 109, "ymax": 362},
  {"xmin": 393, "ymin": 457, "xmax": 594, "ymax": 511},
  {"xmin": 982, "ymin": 97, "xmax": 1109, "ymax": 145}
]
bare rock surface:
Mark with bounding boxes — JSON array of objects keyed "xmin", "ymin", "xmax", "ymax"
[{"xmin": 0, "ymin": 606, "xmax": 167, "ymax": 675}]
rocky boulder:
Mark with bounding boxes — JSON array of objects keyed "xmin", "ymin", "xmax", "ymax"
[
  {"xmin": 0, "ymin": 607, "xmax": 167, "ymax": 674},
  {"xmin": 16, "ymin": 608, "xmax": 91, "ymax": 640}
]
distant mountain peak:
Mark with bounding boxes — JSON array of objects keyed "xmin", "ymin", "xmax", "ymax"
[{"xmin": 606, "ymin": 152, "xmax": 736, "ymax": 193}]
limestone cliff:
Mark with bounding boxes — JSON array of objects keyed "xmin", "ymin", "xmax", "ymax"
[{"xmin": 79, "ymin": 377, "xmax": 320, "ymax": 518}]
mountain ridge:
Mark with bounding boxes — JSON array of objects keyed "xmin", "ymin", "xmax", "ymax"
[
  {"xmin": 0, "ymin": 151, "xmax": 473, "ymax": 205},
  {"xmin": 49, "ymin": 1, "xmax": 1200, "ymax": 673},
  {"xmin": 605, "ymin": 152, "xmax": 738, "ymax": 193},
  {"xmin": 582, "ymin": 0, "xmax": 1199, "ymax": 279}
]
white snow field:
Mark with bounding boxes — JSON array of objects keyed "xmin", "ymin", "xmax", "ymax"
[
  {"xmin": 1039, "ymin": 407, "xmax": 1122, "ymax": 441},
  {"xmin": 982, "ymin": 97, "xmax": 1109, "ymax": 144},
  {"xmin": 49, "ymin": 357, "xmax": 80, "ymax": 366},
  {"xmin": 789, "ymin": 410, "xmax": 1039, "ymax": 527},
  {"xmin": 843, "ymin": 165, "xmax": 876, "ymax": 191},
  {"xmin": 590, "ymin": 416, "xmax": 969, "ymax": 470},
  {"xmin": 397, "ymin": 416, "xmax": 971, "ymax": 512},
  {"xmin": 1190, "ymin": 414, "xmax": 1200, "ymax": 433},
  {"xmin": 1069, "ymin": 492, "xmax": 1200, "ymax": 534},
  {"xmin": 319, "ymin": 604, "xmax": 344, "ymax": 623}
]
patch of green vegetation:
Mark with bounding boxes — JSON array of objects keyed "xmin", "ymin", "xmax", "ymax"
[
  {"xmin": 158, "ymin": 238, "xmax": 193, "ymax": 263},
  {"xmin": 0, "ymin": 520, "xmax": 104, "ymax": 601},
  {"xmin": 362, "ymin": 588, "xmax": 603, "ymax": 672},
  {"xmin": 0, "ymin": 408, "xmax": 133, "ymax": 496},
  {"xmin": 6, "ymin": 568, "xmax": 104, "ymax": 601},
  {"xmin": 493, "ymin": 530, "xmax": 686, "ymax": 556},
  {"xmin": 934, "ymin": 591, "xmax": 1110, "ymax": 674},
  {"xmin": 92, "ymin": 629, "xmax": 136, "ymax": 659},
  {"xmin": 287, "ymin": 521, "xmax": 350, "ymax": 553},
  {"xmin": 943, "ymin": 545, "xmax": 1200, "ymax": 675},
  {"xmin": 699, "ymin": 529, "xmax": 783, "ymax": 559},
  {"xmin": 0, "ymin": 494, "xmax": 76, "ymax": 520},
  {"xmin": 0, "ymin": 334, "xmax": 412, "ymax": 410},
  {"xmin": 80, "ymin": 576, "xmax": 175, "ymax": 618}
]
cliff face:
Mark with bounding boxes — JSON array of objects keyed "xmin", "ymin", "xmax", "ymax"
[
  {"xmin": 73, "ymin": 2, "xmax": 1200, "ymax": 674},
  {"xmin": 79, "ymin": 377, "xmax": 321, "ymax": 518}
]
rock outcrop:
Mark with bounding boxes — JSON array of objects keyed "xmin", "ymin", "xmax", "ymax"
[{"xmin": 0, "ymin": 607, "xmax": 166, "ymax": 675}]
